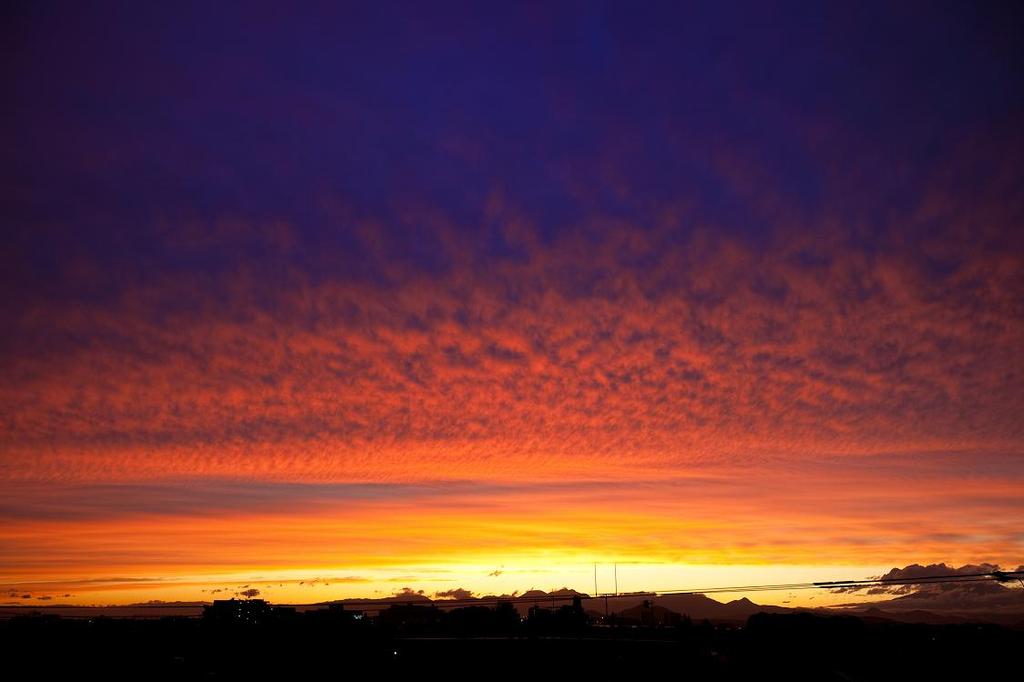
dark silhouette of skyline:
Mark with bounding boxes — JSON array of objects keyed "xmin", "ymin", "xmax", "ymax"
[{"xmin": 4, "ymin": 595, "xmax": 1021, "ymax": 680}]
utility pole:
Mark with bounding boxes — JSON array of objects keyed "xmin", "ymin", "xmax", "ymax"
[
  {"xmin": 594, "ymin": 563, "xmax": 598, "ymax": 597},
  {"xmin": 614, "ymin": 562, "xmax": 618, "ymax": 596}
]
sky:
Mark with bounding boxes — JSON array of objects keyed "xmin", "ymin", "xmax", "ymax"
[{"xmin": 1, "ymin": 1, "xmax": 1022, "ymax": 607}]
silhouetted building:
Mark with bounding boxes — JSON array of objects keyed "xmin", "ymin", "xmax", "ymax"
[
  {"xmin": 527, "ymin": 595, "xmax": 589, "ymax": 632},
  {"xmin": 446, "ymin": 601, "xmax": 520, "ymax": 634},
  {"xmin": 203, "ymin": 598, "xmax": 272, "ymax": 625},
  {"xmin": 376, "ymin": 603, "xmax": 442, "ymax": 629},
  {"xmin": 327, "ymin": 603, "xmax": 364, "ymax": 620},
  {"xmin": 618, "ymin": 600, "xmax": 683, "ymax": 626}
]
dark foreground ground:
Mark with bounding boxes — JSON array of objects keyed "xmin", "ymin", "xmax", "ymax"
[{"xmin": 2, "ymin": 610, "xmax": 1020, "ymax": 681}]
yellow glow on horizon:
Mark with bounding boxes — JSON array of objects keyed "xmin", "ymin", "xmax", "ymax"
[{"xmin": 1, "ymin": 561, "xmax": 901, "ymax": 609}]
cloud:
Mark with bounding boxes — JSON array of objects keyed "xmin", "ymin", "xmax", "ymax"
[
  {"xmin": 0, "ymin": 463, "xmax": 1020, "ymax": 588},
  {"xmin": 835, "ymin": 563, "xmax": 1024, "ymax": 611},
  {"xmin": 0, "ymin": 32, "xmax": 1021, "ymax": 599},
  {"xmin": 876, "ymin": 563, "xmax": 1002, "ymax": 588},
  {"xmin": 2, "ymin": 180, "xmax": 1022, "ymax": 488},
  {"xmin": 833, "ymin": 563, "xmax": 1004, "ymax": 594},
  {"xmin": 435, "ymin": 588, "xmax": 474, "ymax": 600},
  {"xmin": 239, "ymin": 589, "xmax": 260, "ymax": 599}
]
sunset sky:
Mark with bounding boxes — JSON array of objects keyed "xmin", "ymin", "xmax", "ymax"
[{"xmin": 2, "ymin": 2, "xmax": 1022, "ymax": 607}]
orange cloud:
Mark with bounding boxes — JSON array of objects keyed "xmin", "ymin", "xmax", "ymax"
[{"xmin": 1, "ymin": 131, "xmax": 1021, "ymax": 604}]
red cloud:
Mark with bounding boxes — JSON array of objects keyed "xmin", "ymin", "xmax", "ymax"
[{"xmin": 1, "ymin": 130, "xmax": 1021, "ymax": 599}]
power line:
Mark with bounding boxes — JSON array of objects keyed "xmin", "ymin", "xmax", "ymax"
[{"xmin": 648, "ymin": 571, "xmax": 1021, "ymax": 598}]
